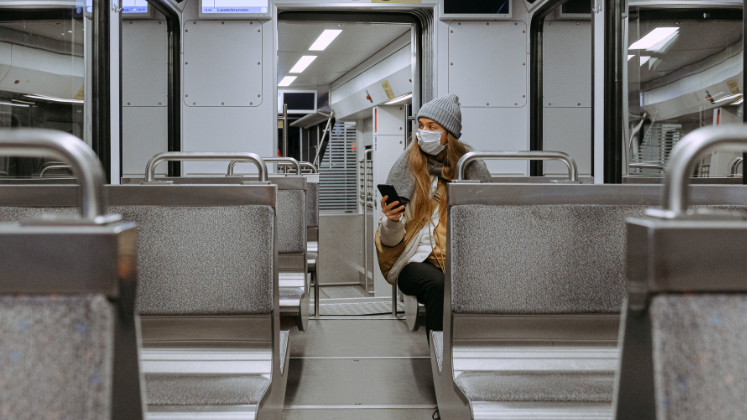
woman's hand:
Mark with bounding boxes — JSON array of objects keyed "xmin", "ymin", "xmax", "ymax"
[{"xmin": 381, "ymin": 196, "xmax": 405, "ymax": 221}]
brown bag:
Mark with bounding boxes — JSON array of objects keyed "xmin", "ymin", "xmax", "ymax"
[
  {"xmin": 374, "ymin": 180, "xmax": 446, "ymax": 284},
  {"xmin": 375, "ymin": 229, "xmax": 407, "ymax": 284}
]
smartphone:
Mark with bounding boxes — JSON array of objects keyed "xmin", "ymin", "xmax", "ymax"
[{"xmin": 377, "ymin": 184, "xmax": 404, "ymax": 208}]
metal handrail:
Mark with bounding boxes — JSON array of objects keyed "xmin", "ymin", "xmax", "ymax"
[
  {"xmin": 362, "ymin": 149, "xmax": 373, "ymax": 296},
  {"xmin": 40, "ymin": 164, "xmax": 73, "ymax": 178},
  {"xmin": 650, "ymin": 125, "xmax": 747, "ymax": 219},
  {"xmin": 455, "ymin": 151, "xmax": 579, "ymax": 182},
  {"xmin": 283, "ymin": 105, "xmax": 289, "ymax": 157},
  {"xmin": 228, "ymin": 157, "xmax": 300, "ymax": 176},
  {"xmin": 144, "ymin": 152, "xmax": 268, "ymax": 182},
  {"xmin": 312, "ymin": 111, "xmax": 335, "ymax": 167},
  {"xmin": 629, "ymin": 162, "xmax": 666, "ymax": 171},
  {"xmin": 731, "ymin": 157, "xmax": 743, "ymax": 176},
  {"xmin": 0, "ymin": 128, "xmax": 112, "ymax": 223},
  {"xmin": 278, "ymin": 161, "xmax": 317, "ymax": 174}
]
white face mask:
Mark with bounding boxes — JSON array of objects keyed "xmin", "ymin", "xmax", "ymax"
[{"xmin": 416, "ymin": 129, "xmax": 446, "ymax": 155}]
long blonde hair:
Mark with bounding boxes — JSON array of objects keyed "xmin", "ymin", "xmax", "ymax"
[{"xmin": 404, "ymin": 132, "xmax": 472, "ymax": 244}]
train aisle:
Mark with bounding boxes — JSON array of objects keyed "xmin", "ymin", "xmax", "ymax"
[{"xmin": 281, "ymin": 293, "xmax": 436, "ymax": 419}]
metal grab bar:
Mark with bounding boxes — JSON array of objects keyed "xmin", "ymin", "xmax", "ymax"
[
  {"xmin": 731, "ymin": 157, "xmax": 743, "ymax": 176},
  {"xmin": 40, "ymin": 164, "xmax": 73, "ymax": 178},
  {"xmin": 652, "ymin": 125, "xmax": 747, "ymax": 219},
  {"xmin": 629, "ymin": 162, "xmax": 666, "ymax": 171},
  {"xmin": 0, "ymin": 128, "xmax": 112, "ymax": 223},
  {"xmin": 144, "ymin": 151, "xmax": 268, "ymax": 182},
  {"xmin": 455, "ymin": 151, "xmax": 579, "ymax": 182},
  {"xmin": 227, "ymin": 157, "xmax": 300, "ymax": 176},
  {"xmin": 361, "ymin": 149, "xmax": 373, "ymax": 297},
  {"xmin": 278, "ymin": 161, "xmax": 317, "ymax": 174}
]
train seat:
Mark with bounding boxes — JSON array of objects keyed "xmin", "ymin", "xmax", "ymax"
[
  {"xmin": 304, "ymin": 173, "xmax": 320, "ymax": 317},
  {"xmin": 272, "ymin": 175, "xmax": 310, "ymax": 331},
  {"xmin": 0, "ymin": 129, "xmax": 145, "ymax": 420},
  {"xmin": 434, "ymin": 181, "xmax": 747, "ymax": 420},
  {"xmin": 0, "ymin": 183, "xmax": 290, "ymax": 420},
  {"xmin": 615, "ymin": 126, "xmax": 747, "ymax": 420}
]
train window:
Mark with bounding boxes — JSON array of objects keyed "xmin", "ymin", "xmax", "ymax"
[
  {"xmin": 0, "ymin": 3, "xmax": 85, "ymax": 178},
  {"xmin": 626, "ymin": 7, "xmax": 743, "ymax": 179},
  {"xmin": 539, "ymin": 1, "xmax": 593, "ymax": 178}
]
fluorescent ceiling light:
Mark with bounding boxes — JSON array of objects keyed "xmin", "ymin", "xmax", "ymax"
[
  {"xmin": 0, "ymin": 101, "xmax": 29, "ymax": 108},
  {"xmin": 24, "ymin": 94, "xmax": 82, "ymax": 104},
  {"xmin": 629, "ymin": 27, "xmax": 678, "ymax": 50},
  {"xmin": 309, "ymin": 29, "xmax": 342, "ymax": 51},
  {"xmin": 628, "ymin": 55, "xmax": 634, "ymax": 60},
  {"xmin": 385, "ymin": 93, "xmax": 412, "ymax": 105},
  {"xmin": 648, "ymin": 32, "xmax": 679, "ymax": 53},
  {"xmin": 289, "ymin": 56, "xmax": 317, "ymax": 74},
  {"xmin": 278, "ymin": 76, "xmax": 297, "ymax": 87},
  {"xmin": 640, "ymin": 56, "xmax": 651, "ymax": 66}
]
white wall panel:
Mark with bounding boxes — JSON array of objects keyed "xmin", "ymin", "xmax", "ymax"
[
  {"xmin": 123, "ymin": 106, "xmax": 168, "ymax": 176},
  {"xmin": 182, "ymin": 106, "xmax": 273, "ymax": 174},
  {"xmin": 460, "ymin": 107, "xmax": 528, "ymax": 175},
  {"xmin": 122, "ymin": 20, "xmax": 168, "ymax": 107},
  {"xmin": 183, "ymin": 20, "xmax": 262, "ymax": 107},
  {"xmin": 543, "ymin": 107, "xmax": 592, "ymax": 175},
  {"xmin": 448, "ymin": 21, "xmax": 527, "ymax": 108},
  {"xmin": 543, "ymin": 21, "xmax": 592, "ymax": 108},
  {"xmin": 180, "ymin": 0, "xmax": 274, "ymax": 172}
]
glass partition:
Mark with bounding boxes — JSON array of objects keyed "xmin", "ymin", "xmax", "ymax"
[
  {"xmin": 0, "ymin": 3, "xmax": 86, "ymax": 178},
  {"xmin": 626, "ymin": 6, "xmax": 743, "ymax": 179}
]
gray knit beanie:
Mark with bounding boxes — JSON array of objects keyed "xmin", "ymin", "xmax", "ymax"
[{"xmin": 417, "ymin": 94, "xmax": 462, "ymax": 139}]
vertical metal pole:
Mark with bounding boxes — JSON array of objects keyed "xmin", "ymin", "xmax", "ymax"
[
  {"xmin": 404, "ymin": 104, "xmax": 411, "ymax": 150},
  {"xmin": 283, "ymin": 104, "xmax": 288, "ymax": 157},
  {"xmin": 392, "ymin": 284, "xmax": 397, "ymax": 317},
  {"xmin": 362, "ymin": 150, "xmax": 370, "ymax": 292},
  {"xmin": 299, "ymin": 126, "xmax": 303, "ymax": 161}
]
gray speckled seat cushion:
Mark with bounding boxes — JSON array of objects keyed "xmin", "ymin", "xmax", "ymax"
[
  {"xmin": 0, "ymin": 295, "xmax": 114, "ymax": 419},
  {"xmin": 145, "ymin": 374, "xmax": 270, "ymax": 405},
  {"xmin": 651, "ymin": 294, "xmax": 747, "ymax": 420},
  {"xmin": 277, "ymin": 190, "xmax": 306, "ymax": 254},
  {"xmin": 455, "ymin": 371, "xmax": 615, "ymax": 402},
  {"xmin": 450, "ymin": 205, "xmax": 648, "ymax": 314},
  {"xmin": 305, "ymin": 182, "xmax": 319, "ymax": 228},
  {"xmin": 0, "ymin": 206, "xmax": 276, "ymax": 315},
  {"xmin": 109, "ymin": 206, "xmax": 275, "ymax": 315},
  {"xmin": 432, "ymin": 331, "xmax": 443, "ymax": 372}
]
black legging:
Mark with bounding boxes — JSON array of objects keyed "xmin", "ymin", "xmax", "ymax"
[{"xmin": 398, "ymin": 261, "xmax": 444, "ymax": 340}]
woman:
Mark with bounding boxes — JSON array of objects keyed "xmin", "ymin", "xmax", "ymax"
[{"xmin": 376, "ymin": 94, "xmax": 491, "ymax": 340}]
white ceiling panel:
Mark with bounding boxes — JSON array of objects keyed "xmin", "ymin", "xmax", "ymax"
[{"xmin": 278, "ymin": 21, "xmax": 410, "ymax": 87}]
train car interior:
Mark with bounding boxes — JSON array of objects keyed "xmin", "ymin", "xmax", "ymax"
[{"xmin": 0, "ymin": 0, "xmax": 745, "ymax": 419}]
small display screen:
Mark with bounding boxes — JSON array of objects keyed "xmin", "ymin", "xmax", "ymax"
[
  {"xmin": 561, "ymin": 0, "xmax": 591, "ymax": 14},
  {"xmin": 284, "ymin": 92, "xmax": 316, "ymax": 112},
  {"xmin": 122, "ymin": 0, "xmax": 149, "ymax": 14},
  {"xmin": 201, "ymin": 0, "xmax": 269, "ymax": 14},
  {"xmin": 444, "ymin": 0, "xmax": 510, "ymax": 15}
]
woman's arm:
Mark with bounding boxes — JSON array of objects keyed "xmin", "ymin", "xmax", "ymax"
[{"xmin": 378, "ymin": 196, "xmax": 406, "ymax": 246}]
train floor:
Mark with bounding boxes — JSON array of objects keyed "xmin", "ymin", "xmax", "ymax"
[{"xmin": 281, "ymin": 287, "xmax": 437, "ymax": 419}]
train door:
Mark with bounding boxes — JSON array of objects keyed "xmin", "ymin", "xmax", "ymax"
[{"xmin": 277, "ymin": 14, "xmax": 417, "ymax": 300}]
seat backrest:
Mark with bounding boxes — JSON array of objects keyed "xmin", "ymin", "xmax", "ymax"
[
  {"xmin": 0, "ymin": 184, "xmax": 277, "ymax": 316},
  {"xmin": 450, "ymin": 204, "xmax": 646, "ymax": 315},
  {"xmin": 447, "ymin": 184, "xmax": 747, "ymax": 316},
  {"xmin": 304, "ymin": 174, "xmax": 319, "ymax": 229},
  {"xmin": 0, "ymin": 202, "xmax": 143, "ymax": 420},
  {"xmin": 111, "ymin": 204, "xmax": 274, "ymax": 315}
]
